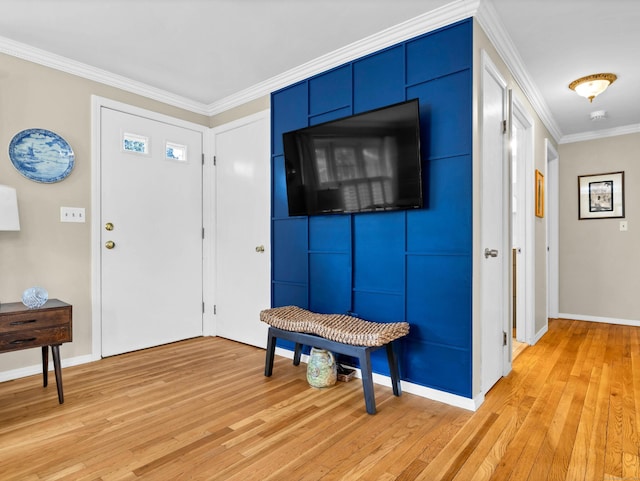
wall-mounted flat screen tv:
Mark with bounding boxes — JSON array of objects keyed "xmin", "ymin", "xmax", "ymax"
[{"xmin": 283, "ymin": 99, "xmax": 423, "ymax": 216}]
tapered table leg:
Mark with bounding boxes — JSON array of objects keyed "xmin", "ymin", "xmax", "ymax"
[
  {"xmin": 51, "ymin": 345, "xmax": 64, "ymax": 404},
  {"xmin": 42, "ymin": 345, "xmax": 49, "ymax": 387}
]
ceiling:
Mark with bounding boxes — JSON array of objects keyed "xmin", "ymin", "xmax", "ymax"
[{"xmin": 0, "ymin": 0, "xmax": 638, "ymax": 143}]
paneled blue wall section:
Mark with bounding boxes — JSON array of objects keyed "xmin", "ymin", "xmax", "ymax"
[{"xmin": 270, "ymin": 19, "xmax": 473, "ymax": 398}]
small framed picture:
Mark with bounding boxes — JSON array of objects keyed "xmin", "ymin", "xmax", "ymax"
[
  {"xmin": 578, "ymin": 171, "xmax": 625, "ymax": 219},
  {"xmin": 535, "ymin": 169, "xmax": 544, "ymax": 218}
]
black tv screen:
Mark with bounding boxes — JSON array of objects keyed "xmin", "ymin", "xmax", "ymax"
[{"xmin": 283, "ymin": 99, "xmax": 423, "ymax": 216}]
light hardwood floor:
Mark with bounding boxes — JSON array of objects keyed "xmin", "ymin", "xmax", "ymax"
[
  {"xmin": 0, "ymin": 318, "xmax": 637, "ymax": 480},
  {"xmin": 512, "ymin": 338, "xmax": 528, "ymax": 359}
]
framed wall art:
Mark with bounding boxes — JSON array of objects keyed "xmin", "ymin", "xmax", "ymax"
[
  {"xmin": 535, "ymin": 169, "xmax": 544, "ymax": 218},
  {"xmin": 578, "ymin": 171, "xmax": 625, "ymax": 219}
]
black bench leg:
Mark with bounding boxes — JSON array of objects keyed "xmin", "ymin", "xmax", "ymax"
[
  {"xmin": 293, "ymin": 343, "xmax": 303, "ymax": 366},
  {"xmin": 386, "ymin": 342, "xmax": 402, "ymax": 397},
  {"xmin": 358, "ymin": 349, "xmax": 376, "ymax": 414},
  {"xmin": 265, "ymin": 328, "xmax": 277, "ymax": 377}
]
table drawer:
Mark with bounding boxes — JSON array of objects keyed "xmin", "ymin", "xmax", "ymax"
[
  {"xmin": 0, "ymin": 308, "xmax": 71, "ymax": 334},
  {"xmin": 0, "ymin": 326, "xmax": 72, "ymax": 352}
]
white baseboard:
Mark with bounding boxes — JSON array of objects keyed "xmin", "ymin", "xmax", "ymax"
[
  {"xmin": 534, "ymin": 323, "xmax": 548, "ymax": 344},
  {"xmin": 401, "ymin": 380, "xmax": 481, "ymax": 411},
  {"xmin": 274, "ymin": 347, "xmax": 479, "ymax": 411},
  {"xmin": 558, "ymin": 313, "xmax": 640, "ymax": 327},
  {"xmin": 0, "ymin": 353, "xmax": 98, "ymax": 383}
]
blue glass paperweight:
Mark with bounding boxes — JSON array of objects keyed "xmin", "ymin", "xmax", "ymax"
[{"xmin": 22, "ymin": 286, "xmax": 48, "ymax": 309}]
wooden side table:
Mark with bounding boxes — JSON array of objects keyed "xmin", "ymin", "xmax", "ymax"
[{"xmin": 0, "ymin": 299, "xmax": 72, "ymax": 403}]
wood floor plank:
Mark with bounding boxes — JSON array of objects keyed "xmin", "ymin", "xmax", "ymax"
[
  {"xmin": 565, "ymin": 364, "xmax": 602, "ymax": 481},
  {"xmin": 411, "ymin": 410, "xmax": 499, "ymax": 480},
  {"xmin": 474, "ymin": 408, "xmax": 520, "ymax": 480},
  {"xmin": 358, "ymin": 401, "xmax": 454, "ymax": 480},
  {"xmin": 484, "ymin": 323, "xmax": 579, "ymax": 481},
  {"xmin": 1, "ymin": 320, "xmax": 640, "ymax": 480},
  {"xmin": 450, "ymin": 407, "xmax": 515, "ymax": 481},
  {"xmin": 605, "ymin": 325, "xmax": 625, "ymax": 480},
  {"xmin": 622, "ymin": 327, "xmax": 640, "ymax": 461},
  {"xmin": 489, "ymin": 375, "xmax": 567, "ymax": 480}
]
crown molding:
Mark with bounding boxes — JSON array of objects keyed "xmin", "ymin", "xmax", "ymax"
[
  {"xmin": 560, "ymin": 123, "xmax": 640, "ymax": 144},
  {"xmin": 0, "ymin": 35, "xmax": 211, "ymax": 116},
  {"xmin": 9, "ymin": 0, "xmax": 629, "ymax": 144},
  {"xmin": 206, "ymin": 0, "xmax": 481, "ymax": 116},
  {"xmin": 0, "ymin": 2, "xmax": 482, "ymax": 119},
  {"xmin": 475, "ymin": 0, "xmax": 563, "ymax": 142}
]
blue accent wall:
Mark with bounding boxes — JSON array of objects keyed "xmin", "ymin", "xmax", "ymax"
[{"xmin": 270, "ymin": 19, "xmax": 473, "ymax": 397}]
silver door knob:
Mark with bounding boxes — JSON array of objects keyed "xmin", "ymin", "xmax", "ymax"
[
  {"xmin": 484, "ymin": 248, "xmax": 498, "ymax": 258},
  {"xmin": 255, "ymin": 245, "xmax": 265, "ymax": 253}
]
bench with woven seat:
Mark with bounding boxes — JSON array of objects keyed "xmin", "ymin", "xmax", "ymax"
[{"xmin": 260, "ymin": 305, "xmax": 410, "ymax": 414}]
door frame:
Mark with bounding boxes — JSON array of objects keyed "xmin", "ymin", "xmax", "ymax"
[
  {"xmin": 511, "ymin": 95, "xmax": 535, "ymax": 345},
  {"xmin": 90, "ymin": 96, "xmax": 212, "ymax": 358},
  {"xmin": 546, "ymin": 139, "xmax": 559, "ymax": 321}
]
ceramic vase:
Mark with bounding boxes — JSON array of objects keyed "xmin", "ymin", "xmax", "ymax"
[{"xmin": 306, "ymin": 348, "xmax": 337, "ymax": 388}]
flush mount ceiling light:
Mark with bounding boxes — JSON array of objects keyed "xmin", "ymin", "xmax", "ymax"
[{"xmin": 569, "ymin": 73, "xmax": 617, "ymax": 102}]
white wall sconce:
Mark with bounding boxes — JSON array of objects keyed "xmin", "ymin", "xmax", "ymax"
[{"xmin": 569, "ymin": 73, "xmax": 617, "ymax": 103}]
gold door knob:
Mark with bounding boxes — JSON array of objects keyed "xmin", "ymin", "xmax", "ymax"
[
  {"xmin": 105, "ymin": 222, "xmax": 114, "ymax": 231},
  {"xmin": 105, "ymin": 240, "xmax": 116, "ymax": 249},
  {"xmin": 255, "ymin": 245, "xmax": 265, "ymax": 253}
]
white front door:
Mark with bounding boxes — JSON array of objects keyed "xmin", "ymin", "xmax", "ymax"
[
  {"xmin": 480, "ymin": 51, "xmax": 510, "ymax": 393},
  {"xmin": 213, "ymin": 111, "xmax": 270, "ymax": 348},
  {"xmin": 100, "ymin": 106, "xmax": 204, "ymax": 357}
]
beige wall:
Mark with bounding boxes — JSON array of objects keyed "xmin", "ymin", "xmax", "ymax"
[
  {"xmin": 0, "ymin": 53, "xmax": 208, "ymax": 372},
  {"xmin": 558, "ymin": 133, "xmax": 640, "ymax": 322},
  {"xmin": 473, "ymin": 20, "xmax": 556, "ymax": 396},
  {"xmin": 209, "ymin": 96, "xmax": 270, "ymax": 127}
]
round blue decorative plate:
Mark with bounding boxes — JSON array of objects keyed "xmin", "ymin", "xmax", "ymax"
[{"xmin": 9, "ymin": 129, "xmax": 75, "ymax": 183}]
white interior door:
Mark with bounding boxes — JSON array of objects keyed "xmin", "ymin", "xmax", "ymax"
[
  {"xmin": 480, "ymin": 51, "xmax": 510, "ymax": 393},
  {"xmin": 213, "ymin": 111, "xmax": 270, "ymax": 348},
  {"xmin": 511, "ymin": 97, "xmax": 535, "ymax": 345},
  {"xmin": 511, "ymin": 120, "xmax": 525, "ymax": 340},
  {"xmin": 100, "ymin": 106, "xmax": 203, "ymax": 357}
]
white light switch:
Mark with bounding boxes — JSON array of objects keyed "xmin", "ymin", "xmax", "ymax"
[
  {"xmin": 60, "ymin": 207, "xmax": 86, "ymax": 223},
  {"xmin": 620, "ymin": 221, "xmax": 628, "ymax": 231}
]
